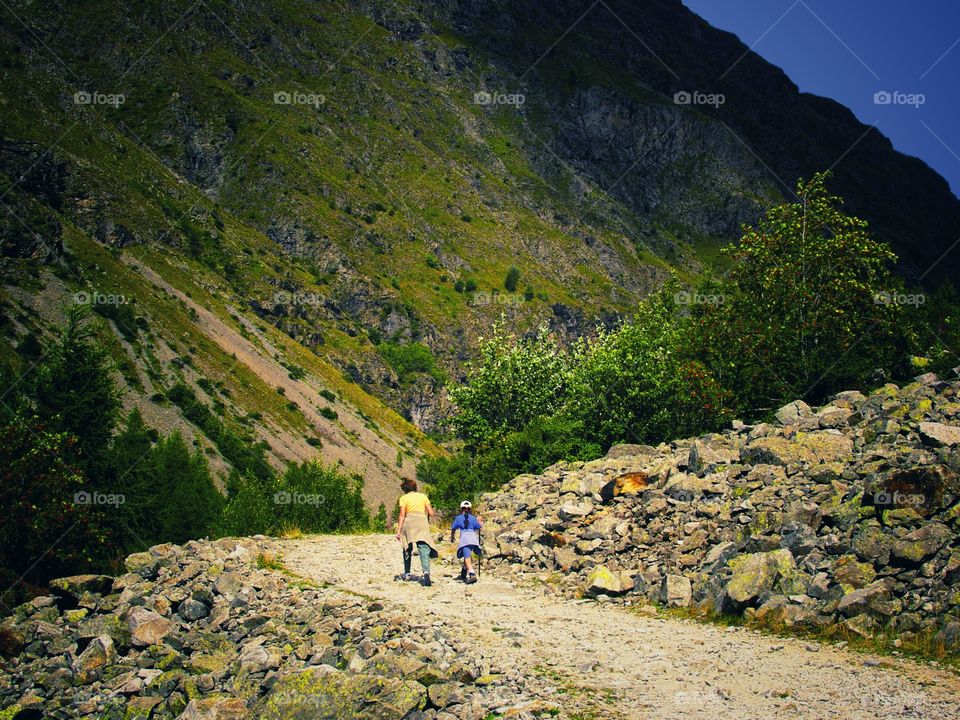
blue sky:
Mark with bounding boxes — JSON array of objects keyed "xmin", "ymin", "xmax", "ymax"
[{"xmin": 682, "ymin": 0, "xmax": 960, "ymax": 196}]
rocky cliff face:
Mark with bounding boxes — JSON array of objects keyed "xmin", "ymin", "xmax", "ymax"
[
  {"xmin": 435, "ymin": 0, "xmax": 960, "ymax": 284},
  {"xmin": 0, "ymin": 538, "xmax": 550, "ymax": 719},
  {"xmin": 480, "ymin": 373, "xmax": 960, "ymax": 651}
]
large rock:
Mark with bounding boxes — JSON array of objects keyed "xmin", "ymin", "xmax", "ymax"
[
  {"xmin": 49, "ymin": 574, "xmax": 113, "ymax": 603},
  {"xmin": 660, "ymin": 575, "xmax": 692, "ymax": 608},
  {"xmin": 832, "ymin": 555, "xmax": 876, "ymax": 590},
  {"xmin": 178, "ymin": 698, "xmax": 249, "ymax": 719},
  {"xmin": 125, "ymin": 607, "xmax": 174, "ymax": 647},
  {"xmin": 584, "ymin": 565, "xmax": 622, "ymax": 596},
  {"xmin": 741, "ymin": 432, "xmax": 853, "ymax": 466},
  {"xmin": 124, "ymin": 551, "xmax": 160, "ymax": 579},
  {"xmin": 725, "ymin": 549, "xmax": 795, "ymax": 607},
  {"xmin": 775, "ymin": 400, "xmax": 812, "ymax": 426},
  {"xmin": 257, "ymin": 666, "xmax": 426, "ymax": 719},
  {"xmin": 919, "ymin": 422, "xmax": 960, "ymax": 447},
  {"xmin": 72, "ymin": 634, "xmax": 116, "ymax": 684},
  {"xmin": 837, "ymin": 579, "xmax": 896, "ymax": 617},
  {"xmin": 890, "ymin": 523, "xmax": 953, "ymax": 565}
]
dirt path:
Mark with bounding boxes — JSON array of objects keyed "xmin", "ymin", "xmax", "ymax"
[{"xmin": 283, "ymin": 534, "xmax": 960, "ymax": 720}]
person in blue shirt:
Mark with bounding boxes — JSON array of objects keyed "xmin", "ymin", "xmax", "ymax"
[{"xmin": 450, "ymin": 500, "xmax": 482, "ymax": 584}]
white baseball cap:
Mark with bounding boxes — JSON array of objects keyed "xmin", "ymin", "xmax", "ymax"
[{"xmin": 460, "ymin": 500, "xmax": 472, "ymax": 509}]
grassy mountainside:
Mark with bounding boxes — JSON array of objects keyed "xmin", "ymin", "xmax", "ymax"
[{"xmin": 1, "ymin": 0, "xmax": 958, "ymax": 509}]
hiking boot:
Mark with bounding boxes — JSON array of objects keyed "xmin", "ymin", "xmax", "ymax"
[
  {"xmin": 421, "ymin": 573, "xmax": 432, "ymax": 587},
  {"xmin": 459, "ymin": 566, "xmax": 467, "ymax": 581},
  {"xmin": 466, "ymin": 573, "xmax": 477, "ymax": 585}
]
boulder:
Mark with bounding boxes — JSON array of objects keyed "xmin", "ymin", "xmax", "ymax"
[
  {"xmin": 832, "ymin": 555, "xmax": 876, "ymax": 590},
  {"xmin": 584, "ymin": 566, "xmax": 622, "ymax": 596},
  {"xmin": 742, "ymin": 432, "xmax": 853, "ymax": 466},
  {"xmin": 775, "ymin": 400, "xmax": 812, "ymax": 425},
  {"xmin": 660, "ymin": 575, "xmax": 692, "ymax": 608},
  {"xmin": 919, "ymin": 422, "xmax": 960, "ymax": 447},
  {"xmin": 49, "ymin": 574, "xmax": 113, "ymax": 603},
  {"xmin": 890, "ymin": 523, "xmax": 952, "ymax": 565},
  {"xmin": 179, "ymin": 598, "xmax": 210, "ymax": 622},
  {"xmin": 837, "ymin": 579, "xmax": 895, "ymax": 617},
  {"xmin": 725, "ymin": 549, "xmax": 795, "ymax": 607},
  {"xmin": 125, "ymin": 607, "xmax": 173, "ymax": 647},
  {"xmin": 73, "ymin": 634, "xmax": 116, "ymax": 684},
  {"xmin": 125, "ymin": 551, "xmax": 160, "ymax": 579},
  {"xmin": 178, "ymin": 698, "xmax": 249, "ymax": 720},
  {"xmin": 256, "ymin": 666, "xmax": 426, "ymax": 719}
]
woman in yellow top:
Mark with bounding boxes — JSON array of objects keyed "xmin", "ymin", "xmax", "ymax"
[{"xmin": 395, "ymin": 479, "xmax": 438, "ymax": 586}]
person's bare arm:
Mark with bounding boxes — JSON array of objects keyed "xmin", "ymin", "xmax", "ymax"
[
  {"xmin": 426, "ymin": 500, "xmax": 436, "ymax": 521},
  {"xmin": 395, "ymin": 506, "xmax": 406, "ymax": 540}
]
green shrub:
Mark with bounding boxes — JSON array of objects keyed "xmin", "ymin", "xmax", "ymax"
[
  {"xmin": 319, "ymin": 406, "xmax": 338, "ymax": 420},
  {"xmin": 216, "ymin": 461, "xmax": 368, "ymax": 536},
  {"xmin": 380, "ymin": 342, "xmax": 446, "ymax": 385},
  {"xmin": 504, "ymin": 266, "xmax": 521, "ymax": 292}
]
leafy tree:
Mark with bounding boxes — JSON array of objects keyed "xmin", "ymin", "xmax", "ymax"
[
  {"xmin": 694, "ymin": 172, "xmax": 906, "ymax": 412},
  {"xmin": 449, "ymin": 324, "xmax": 571, "ymax": 450},
  {"xmin": 216, "ymin": 461, "xmax": 368, "ymax": 536},
  {"xmin": 215, "ymin": 473, "xmax": 277, "ymax": 537},
  {"xmin": 420, "ymin": 416, "xmax": 600, "ymax": 513},
  {"xmin": 274, "ymin": 461, "xmax": 368, "ymax": 534},
  {"xmin": 566, "ymin": 282, "xmax": 732, "ymax": 448}
]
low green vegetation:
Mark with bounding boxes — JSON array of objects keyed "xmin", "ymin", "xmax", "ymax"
[
  {"xmin": 379, "ymin": 341, "xmax": 446, "ymax": 385},
  {"xmin": 422, "ymin": 173, "xmax": 960, "ymax": 511}
]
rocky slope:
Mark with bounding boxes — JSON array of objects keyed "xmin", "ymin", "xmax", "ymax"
[
  {"xmin": 0, "ymin": 537, "xmax": 554, "ymax": 719},
  {"xmin": 479, "ymin": 373, "xmax": 960, "ymax": 653}
]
